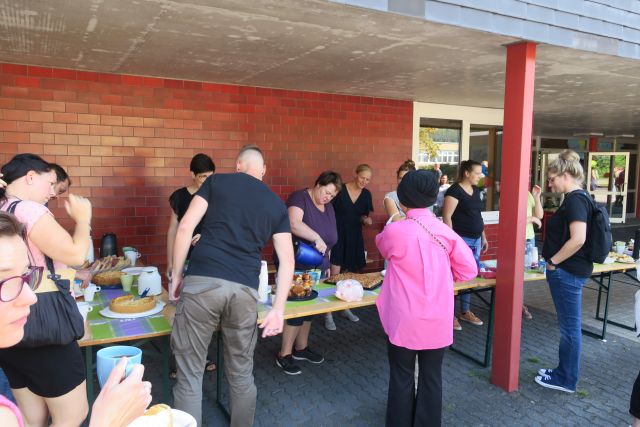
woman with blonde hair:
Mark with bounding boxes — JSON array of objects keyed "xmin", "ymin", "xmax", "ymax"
[
  {"xmin": 535, "ymin": 150, "xmax": 591, "ymax": 393},
  {"xmin": 0, "ymin": 154, "xmax": 92, "ymax": 426},
  {"xmin": 327, "ymin": 163, "xmax": 374, "ymax": 330}
]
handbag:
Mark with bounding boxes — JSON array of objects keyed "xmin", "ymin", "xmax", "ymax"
[{"xmin": 5, "ymin": 200, "xmax": 85, "ymax": 347}]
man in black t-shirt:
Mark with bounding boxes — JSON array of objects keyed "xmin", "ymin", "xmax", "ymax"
[{"xmin": 169, "ymin": 145, "xmax": 295, "ymax": 426}]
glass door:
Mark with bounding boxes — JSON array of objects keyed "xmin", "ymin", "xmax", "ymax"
[
  {"xmin": 469, "ymin": 125, "xmax": 503, "ymax": 211},
  {"xmin": 587, "ymin": 152, "xmax": 630, "ymax": 223}
]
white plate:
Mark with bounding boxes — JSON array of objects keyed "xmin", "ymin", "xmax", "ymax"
[
  {"xmin": 99, "ymin": 301, "xmax": 165, "ymax": 319},
  {"xmin": 603, "ymin": 257, "xmax": 615, "ymax": 264},
  {"xmin": 380, "ymin": 269, "xmax": 386, "ymax": 277},
  {"xmin": 121, "ymin": 267, "xmax": 145, "ymax": 276},
  {"xmin": 172, "ymin": 409, "xmax": 197, "ymax": 427}
]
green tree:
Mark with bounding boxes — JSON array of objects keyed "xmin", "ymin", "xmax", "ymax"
[{"xmin": 419, "ymin": 127, "xmax": 439, "ymax": 161}]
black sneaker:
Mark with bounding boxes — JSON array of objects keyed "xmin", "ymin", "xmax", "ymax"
[
  {"xmin": 276, "ymin": 354, "xmax": 302, "ymax": 375},
  {"xmin": 292, "ymin": 347, "xmax": 324, "ymax": 364}
]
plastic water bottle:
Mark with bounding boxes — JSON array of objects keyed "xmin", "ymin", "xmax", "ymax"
[
  {"xmin": 531, "ymin": 246, "xmax": 539, "ymax": 269},
  {"xmin": 86, "ymin": 235, "xmax": 95, "ymax": 263},
  {"xmin": 524, "ymin": 242, "xmax": 533, "ymax": 269},
  {"xmin": 258, "ymin": 260, "xmax": 269, "ymax": 303}
]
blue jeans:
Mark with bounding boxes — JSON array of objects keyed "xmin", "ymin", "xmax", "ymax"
[
  {"xmin": 459, "ymin": 236, "xmax": 481, "ymax": 312},
  {"xmin": 546, "ymin": 267, "xmax": 587, "ymax": 390}
]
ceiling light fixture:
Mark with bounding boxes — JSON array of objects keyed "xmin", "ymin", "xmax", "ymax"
[{"xmin": 572, "ymin": 132, "xmax": 604, "ymax": 137}]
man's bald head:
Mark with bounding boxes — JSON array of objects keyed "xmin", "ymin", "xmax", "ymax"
[{"xmin": 236, "ymin": 145, "xmax": 266, "ymax": 180}]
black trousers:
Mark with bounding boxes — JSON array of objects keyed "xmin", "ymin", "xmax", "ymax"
[{"xmin": 386, "ymin": 340, "xmax": 445, "ymax": 427}]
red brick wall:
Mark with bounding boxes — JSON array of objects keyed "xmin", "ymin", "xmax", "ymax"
[{"xmin": 0, "ymin": 63, "xmax": 413, "ymax": 272}]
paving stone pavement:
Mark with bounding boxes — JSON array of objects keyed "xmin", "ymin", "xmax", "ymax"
[
  {"xmin": 129, "ymin": 273, "xmax": 640, "ymax": 427},
  {"xmin": 75, "ymin": 225, "xmax": 640, "ymax": 426}
]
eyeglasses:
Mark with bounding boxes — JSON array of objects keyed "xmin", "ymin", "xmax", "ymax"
[
  {"xmin": 547, "ymin": 174, "xmax": 560, "ymax": 183},
  {"xmin": 0, "ymin": 266, "xmax": 43, "ymax": 302}
]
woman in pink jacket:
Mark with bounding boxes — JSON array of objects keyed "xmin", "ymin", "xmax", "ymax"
[{"xmin": 376, "ymin": 170, "xmax": 478, "ymax": 427}]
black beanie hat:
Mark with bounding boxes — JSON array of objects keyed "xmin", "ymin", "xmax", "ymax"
[{"xmin": 397, "ymin": 169, "xmax": 438, "ymax": 209}]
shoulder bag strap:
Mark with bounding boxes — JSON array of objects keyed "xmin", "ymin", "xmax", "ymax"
[
  {"xmin": 409, "ymin": 217, "xmax": 449, "ymax": 257},
  {"xmin": 6, "ymin": 200, "xmax": 20, "ymax": 214},
  {"xmin": 6, "ymin": 199, "xmax": 60, "ymax": 282}
]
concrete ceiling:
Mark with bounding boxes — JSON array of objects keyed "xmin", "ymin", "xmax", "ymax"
[{"xmin": 0, "ymin": 0, "xmax": 639, "ymax": 138}]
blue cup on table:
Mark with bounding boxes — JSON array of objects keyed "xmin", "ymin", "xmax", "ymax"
[{"xmin": 96, "ymin": 345, "xmax": 142, "ymax": 388}]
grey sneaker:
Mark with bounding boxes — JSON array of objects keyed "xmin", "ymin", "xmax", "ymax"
[
  {"xmin": 292, "ymin": 347, "xmax": 324, "ymax": 364},
  {"xmin": 276, "ymin": 354, "xmax": 302, "ymax": 375},
  {"xmin": 325, "ymin": 313, "xmax": 336, "ymax": 331},
  {"xmin": 341, "ymin": 309, "xmax": 359, "ymax": 322}
]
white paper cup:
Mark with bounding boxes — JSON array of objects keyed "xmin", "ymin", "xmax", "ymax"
[
  {"xmin": 125, "ymin": 250, "xmax": 141, "ymax": 266},
  {"xmin": 616, "ymin": 244, "xmax": 625, "ymax": 254},
  {"xmin": 76, "ymin": 302, "xmax": 93, "ymax": 322},
  {"xmin": 84, "ymin": 285, "xmax": 101, "ymax": 302}
]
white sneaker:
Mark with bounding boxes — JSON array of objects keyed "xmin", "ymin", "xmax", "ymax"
[
  {"xmin": 324, "ymin": 313, "xmax": 336, "ymax": 331},
  {"xmin": 341, "ymin": 309, "xmax": 359, "ymax": 322}
]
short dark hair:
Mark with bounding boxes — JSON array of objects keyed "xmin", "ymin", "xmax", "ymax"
[
  {"xmin": 457, "ymin": 160, "xmax": 482, "ymax": 182},
  {"xmin": 0, "ymin": 212, "xmax": 24, "ymax": 239},
  {"xmin": 50, "ymin": 163, "xmax": 71, "ymax": 186},
  {"xmin": 315, "ymin": 171, "xmax": 343, "ymax": 192},
  {"xmin": 0, "ymin": 154, "xmax": 52, "ymax": 203},
  {"xmin": 238, "ymin": 144, "xmax": 264, "ymax": 159},
  {"xmin": 190, "ymin": 153, "xmax": 215, "ymax": 175}
]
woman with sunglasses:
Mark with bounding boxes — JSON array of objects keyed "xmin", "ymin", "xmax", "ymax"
[
  {"xmin": 0, "ymin": 212, "xmax": 152, "ymax": 427},
  {"xmin": 0, "ymin": 154, "xmax": 93, "ymax": 427},
  {"xmin": 536, "ymin": 150, "xmax": 591, "ymax": 393}
]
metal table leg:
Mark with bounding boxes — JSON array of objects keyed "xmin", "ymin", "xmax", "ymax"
[
  {"xmin": 449, "ymin": 287, "xmax": 495, "ymax": 367},
  {"xmin": 483, "ymin": 288, "xmax": 496, "ymax": 367},
  {"xmin": 162, "ymin": 336, "xmax": 170, "ymax": 404},
  {"xmin": 582, "ymin": 272, "xmax": 612, "ymax": 341},
  {"xmin": 85, "ymin": 345, "xmax": 94, "ymax": 418},
  {"xmin": 594, "ymin": 271, "xmax": 639, "ymax": 332}
]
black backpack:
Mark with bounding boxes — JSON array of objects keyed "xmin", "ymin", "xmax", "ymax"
[{"xmin": 570, "ymin": 191, "xmax": 612, "ymax": 264}]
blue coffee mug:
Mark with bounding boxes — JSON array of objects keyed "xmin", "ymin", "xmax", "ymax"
[
  {"xmin": 295, "ymin": 241, "xmax": 323, "ymax": 267},
  {"xmin": 96, "ymin": 345, "xmax": 142, "ymax": 388}
]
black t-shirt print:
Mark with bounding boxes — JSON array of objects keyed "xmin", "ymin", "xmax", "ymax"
[
  {"xmin": 542, "ymin": 190, "xmax": 592, "ymax": 278},
  {"xmin": 187, "ymin": 173, "xmax": 291, "ymax": 289}
]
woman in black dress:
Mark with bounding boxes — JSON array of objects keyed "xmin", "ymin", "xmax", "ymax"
[
  {"xmin": 166, "ymin": 153, "xmax": 216, "ymax": 377},
  {"xmin": 326, "ymin": 164, "xmax": 374, "ymax": 330}
]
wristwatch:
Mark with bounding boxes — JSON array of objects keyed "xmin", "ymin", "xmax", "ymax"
[{"xmin": 548, "ymin": 258, "xmax": 559, "ymax": 268}]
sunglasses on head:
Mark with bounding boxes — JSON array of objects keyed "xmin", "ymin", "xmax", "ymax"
[{"xmin": 0, "ymin": 266, "xmax": 43, "ymax": 302}]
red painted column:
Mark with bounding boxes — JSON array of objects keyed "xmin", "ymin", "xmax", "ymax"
[
  {"xmin": 491, "ymin": 42, "xmax": 536, "ymax": 391},
  {"xmin": 589, "ymin": 136, "xmax": 599, "ymax": 152}
]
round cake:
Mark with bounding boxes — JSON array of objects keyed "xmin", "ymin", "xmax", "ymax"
[{"xmin": 109, "ymin": 295, "xmax": 156, "ymax": 314}]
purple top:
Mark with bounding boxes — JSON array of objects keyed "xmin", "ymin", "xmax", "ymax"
[{"xmin": 287, "ymin": 189, "xmax": 338, "ymax": 272}]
